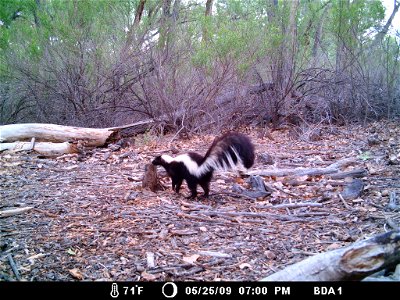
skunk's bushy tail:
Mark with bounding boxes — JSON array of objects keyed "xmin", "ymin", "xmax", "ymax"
[{"xmin": 195, "ymin": 132, "xmax": 255, "ymax": 177}]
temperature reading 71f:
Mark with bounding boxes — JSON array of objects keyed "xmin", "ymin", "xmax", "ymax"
[{"xmin": 123, "ymin": 285, "xmax": 144, "ymax": 296}]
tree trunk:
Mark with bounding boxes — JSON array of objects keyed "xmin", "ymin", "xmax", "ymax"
[
  {"xmin": 159, "ymin": 0, "xmax": 173, "ymax": 50},
  {"xmin": 133, "ymin": 0, "xmax": 146, "ymax": 27},
  {"xmin": 266, "ymin": 0, "xmax": 278, "ymax": 23},
  {"xmin": 202, "ymin": 0, "xmax": 214, "ymax": 43},
  {"xmin": 335, "ymin": 0, "xmax": 349, "ymax": 74},
  {"xmin": 312, "ymin": 4, "xmax": 330, "ymax": 59},
  {"xmin": 372, "ymin": 0, "xmax": 400, "ymax": 47}
]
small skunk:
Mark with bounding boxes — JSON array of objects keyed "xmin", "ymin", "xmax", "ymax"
[{"xmin": 152, "ymin": 132, "xmax": 255, "ymax": 198}]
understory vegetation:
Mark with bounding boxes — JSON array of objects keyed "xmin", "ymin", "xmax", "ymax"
[{"xmin": 1, "ymin": 0, "xmax": 399, "ymax": 132}]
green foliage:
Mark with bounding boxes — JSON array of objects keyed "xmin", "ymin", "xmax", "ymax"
[
  {"xmin": 66, "ymin": 248, "xmax": 76, "ymax": 256},
  {"xmin": 330, "ymin": 0, "xmax": 385, "ymax": 40},
  {"xmin": 191, "ymin": 0, "xmax": 271, "ymax": 75},
  {"xmin": 358, "ymin": 151, "xmax": 371, "ymax": 161},
  {"xmin": 0, "ymin": 0, "xmax": 398, "ymax": 126}
]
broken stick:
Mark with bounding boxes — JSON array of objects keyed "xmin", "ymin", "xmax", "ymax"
[{"xmin": 0, "ymin": 207, "xmax": 34, "ymax": 218}]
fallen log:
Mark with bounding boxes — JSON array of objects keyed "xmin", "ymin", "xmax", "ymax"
[
  {"xmin": 249, "ymin": 158, "xmax": 359, "ymax": 177},
  {"xmin": 0, "ymin": 123, "xmax": 114, "ymax": 147},
  {"xmin": 260, "ymin": 230, "xmax": 400, "ymax": 281},
  {"xmin": 0, "ymin": 120, "xmax": 155, "ymax": 156},
  {"xmin": 0, "ymin": 141, "xmax": 77, "ymax": 156},
  {"xmin": 0, "ymin": 120, "xmax": 154, "ymax": 147}
]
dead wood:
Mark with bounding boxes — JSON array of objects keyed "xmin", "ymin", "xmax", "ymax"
[
  {"xmin": 0, "ymin": 142, "xmax": 77, "ymax": 156},
  {"xmin": 142, "ymin": 163, "xmax": 159, "ymax": 192},
  {"xmin": 257, "ymin": 202, "xmax": 323, "ymax": 209},
  {"xmin": 265, "ymin": 182, "xmax": 299, "ymax": 197},
  {"xmin": 341, "ymin": 179, "xmax": 364, "ymax": 200},
  {"xmin": 194, "ymin": 210, "xmax": 309, "ymax": 222},
  {"xmin": 198, "ymin": 251, "xmax": 232, "ymax": 258},
  {"xmin": 257, "ymin": 152, "xmax": 275, "ymax": 165},
  {"xmin": 388, "ymin": 191, "xmax": 399, "ymax": 211},
  {"xmin": 1, "ymin": 121, "xmax": 398, "ymax": 282},
  {"xmin": 0, "ymin": 120, "xmax": 154, "ymax": 156},
  {"xmin": 7, "ymin": 254, "xmax": 21, "ymax": 281},
  {"xmin": 385, "ymin": 218, "xmax": 399, "ymax": 230},
  {"xmin": 249, "ymin": 158, "xmax": 358, "ymax": 177},
  {"xmin": 0, "ymin": 123, "xmax": 114, "ymax": 146},
  {"xmin": 29, "ymin": 137, "xmax": 35, "ymax": 150},
  {"xmin": 338, "ymin": 193, "xmax": 354, "ymax": 210},
  {"xmin": 232, "ymin": 175, "xmax": 272, "ymax": 199},
  {"xmin": 329, "ymin": 169, "xmax": 368, "ymax": 179},
  {"xmin": 261, "ymin": 230, "xmax": 400, "ymax": 281},
  {"xmin": 0, "ymin": 207, "xmax": 34, "ymax": 218}
]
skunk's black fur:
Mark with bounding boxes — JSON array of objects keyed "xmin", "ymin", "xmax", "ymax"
[{"xmin": 152, "ymin": 132, "xmax": 255, "ymax": 198}]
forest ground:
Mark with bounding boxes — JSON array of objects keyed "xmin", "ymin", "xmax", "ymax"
[{"xmin": 1, "ymin": 121, "xmax": 399, "ymax": 281}]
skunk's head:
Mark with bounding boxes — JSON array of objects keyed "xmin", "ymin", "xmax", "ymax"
[
  {"xmin": 152, "ymin": 155, "xmax": 163, "ymax": 165},
  {"xmin": 152, "ymin": 154, "xmax": 174, "ymax": 166}
]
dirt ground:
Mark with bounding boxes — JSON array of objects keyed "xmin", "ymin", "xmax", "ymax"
[{"xmin": 1, "ymin": 121, "xmax": 399, "ymax": 281}]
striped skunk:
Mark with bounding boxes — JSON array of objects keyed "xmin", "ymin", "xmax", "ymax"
[{"xmin": 152, "ymin": 132, "xmax": 255, "ymax": 198}]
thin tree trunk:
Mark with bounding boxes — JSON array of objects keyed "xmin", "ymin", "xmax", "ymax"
[
  {"xmin": 312, "ymin": 4, "xmax": 330, "ymax": 59},
  {"xmin": 372, "ymin": 0, "xmax": 400, "ymax": 47},
  {"xmin": 124, "ymin": 0, "xmax": 147, "ymax": 51},
  {"xmin": 202, "ymin": 0, "xmax": 214, "ymax": 43},
  {"xmin": 266, "ymin": 0, "xmax": 278, "ymax": 23},
  {"xmin": 133, "ymin": 0, "xmax": 146, "ymax": 27}
]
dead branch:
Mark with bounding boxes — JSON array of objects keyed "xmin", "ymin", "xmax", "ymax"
[
  {"xmin": 338, "ymin": 193, "xmax": 354, "ymax": 210},
  {"xmin": 260, "ymin": 230, "xmax": 400, "ymax": 281},
  {"xmin": 7, "ymin": 254, "xmax": 21, "ymax": 281},
  {"xmin": 249, "ymin": 158, "xmax": 358, "ymax": 177},
  {"xmin": 194, "ymin": 210, "xmax": 306, "ymax": 222},
  {"xmin": 29, "ymin": 137, "xmax": 36, "ymax": 150},
  {"xmin": 388, "ymin": 191, "xmax": 399, "ymax": 211},
  {"xmin": 385, "ymin": 218, "xmax": 399, "ymax": 230},
  {"xmin": 265, "ymin": 182, "xmax": 299, "ymax": 197},
  {"xmin": 257, "ymin": 202, "xmax": 323, "ymax": 209},
  {"xmin": 329, "ymin": 169, "xmax": 368, "ymax": 179},
  {"xmin": 0, "ymin": 207, "xmax": 34, "ymax": 218}
]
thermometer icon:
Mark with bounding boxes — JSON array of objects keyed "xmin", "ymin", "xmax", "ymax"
[{"xmin": 110, "ymin": 283, "xmax": 119, "ymax": 298}]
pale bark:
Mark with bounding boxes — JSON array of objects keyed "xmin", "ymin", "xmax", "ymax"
[
  {"xmin": 249, "ymin": 158, "xmax": 358, "ymax": 177},
  {"xmin": 0, "ymin": 123, "xmax": 113, "ymax": 146},
  {"xmin": 0, "ymin": 120, "xmax": 154, "ymax": 156},
  {"xmin": 0, "ymin": 141, "xmax": 76, "ymax": 156},
  {"xmin": 0, "ymin": 207, "xmax": 34, "ymax": 218}
]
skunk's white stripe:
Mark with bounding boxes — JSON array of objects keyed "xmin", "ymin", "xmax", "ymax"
[
  {"xmin": 171, "ymin": 154, "xmax": 200, "ymax": 175},
  {"xmin": 163, "ymin": 146, "xmax": 246, "ymax": 178},
  {"xmin": 161, "ymin": 154, "xmax": 174, "ymax": 164}
]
